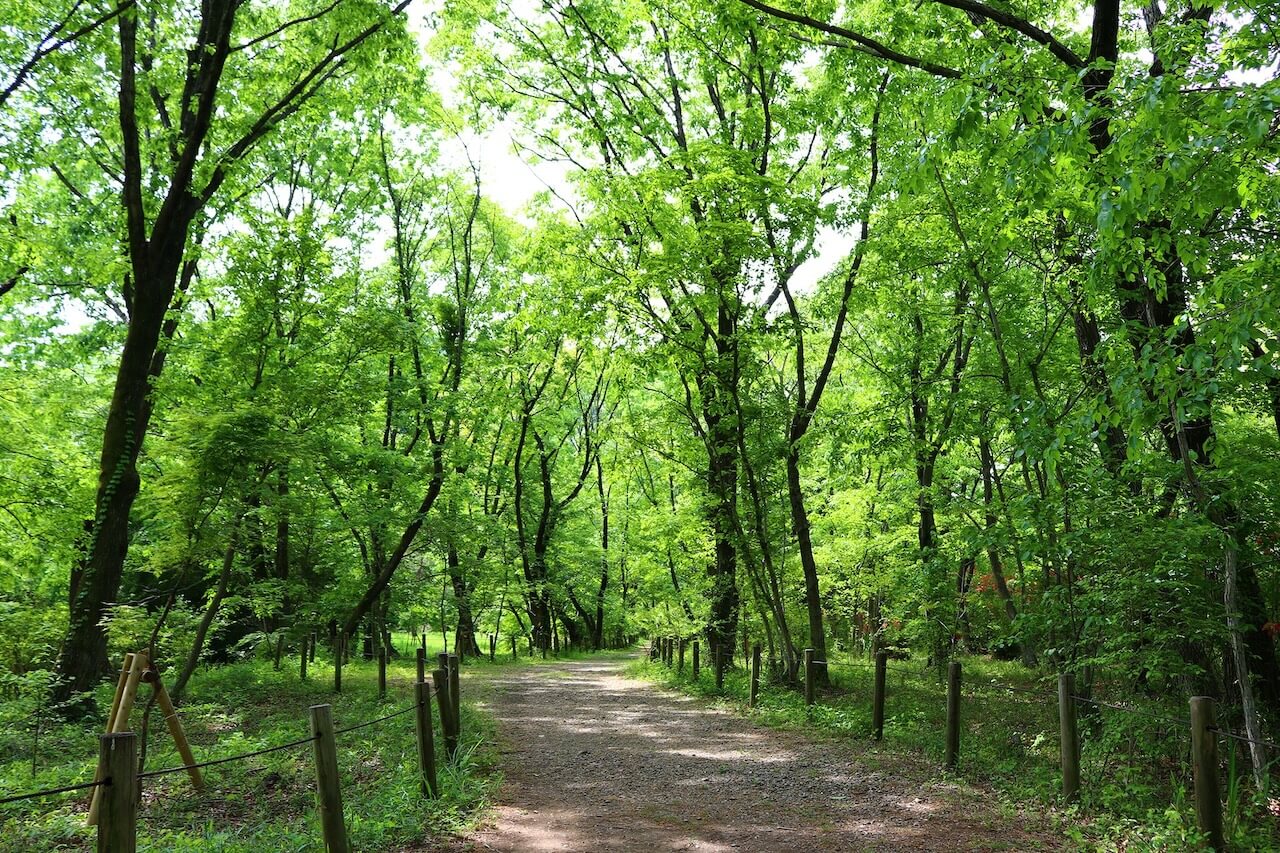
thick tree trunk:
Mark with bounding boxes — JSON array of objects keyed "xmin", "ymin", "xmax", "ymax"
[
  {"xmin": 447, "ymin": 543, "xmax": 482, "ymax": 657},
  {"xmin": 55, "ymin": 249, "xmax": 186, "ymax": 706}
]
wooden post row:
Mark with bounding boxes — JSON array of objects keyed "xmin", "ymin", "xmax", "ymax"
[
  {"xmin": 97, "ymin": 732, "xmax": 137, "ymax": 853},
  {"xmin": 872, "ymin": 651, "xmax": 887, "ymax": 741},
  {"xmin": 310, "ymin": 704, "xmax": 350, "ymax": 853},
  {"xmin": 944, "ymin": 661, "xmax": 961, "ymax": 768},
  {"xmin": 1190, "ymin": 696, "xmax": 1225, "ymax": 851}
]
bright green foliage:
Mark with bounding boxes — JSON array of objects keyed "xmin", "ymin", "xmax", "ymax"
[{"xmin": 2, "ymin": 0, "xmax": 1280, "ymax": 846}]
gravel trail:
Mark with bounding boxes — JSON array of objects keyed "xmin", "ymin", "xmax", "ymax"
[{"xmin": 455, "ymin": 656, "xmax": 1062, "ymax": 852}]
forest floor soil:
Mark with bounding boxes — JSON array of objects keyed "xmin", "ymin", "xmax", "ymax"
[{"xmin": 439, "ymin": 653, "xmax": 1064, "ymax": 852}]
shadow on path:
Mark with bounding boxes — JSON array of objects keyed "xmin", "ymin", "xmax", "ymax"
[{"xmin": 456, "ymin": 656, "xmax": 1059, "ymax": 852}]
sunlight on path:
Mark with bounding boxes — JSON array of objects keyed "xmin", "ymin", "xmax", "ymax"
[{"xmin": 458, "ymin": 658, "xmax": 1058, "ymax": 852}]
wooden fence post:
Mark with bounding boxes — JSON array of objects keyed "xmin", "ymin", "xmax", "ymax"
[
  {"xmin": 448, "ymin": 653, "xmax": 461, "ymax": 741},
  {"xmin": 334, "ymin": 636, "xmax": 343, "ymax": 694},
  {"xmin": 309, "ymin": 704, "xmax": 349, "ymax": 853},
  {"xmin": 489, "ymin": 634, "xmax": 496, "ymax": 663},
  {"xmin": 415, "ymin": 680, "xmax": 439, "ymax": 798},
  {"xmin": 310, "ymin": 632, "xmax": 317, "ymax": 663},
  {"xmin": 692, "ymin": 640, "xmax": 700, "ymax": 679},
  {"xmin": 301, "ymin": 641, "xmax": 308, "ymax": 681},
  {"xmin": 97, "ymin": 732, "xmax": 136, "ymax": 853},
  {"xmin": 944, "ymin": 661, "xmax": 962, "ymax": 768},
  {"xmin": 804, "ymin": 648, "xmax": 815, "ymax": 706},
  {"xmin": 416, "ymin": 648, "xmax": 426, "ymax": 684},
  {"xmin": 678, "ymin": 639, "xmax": 687, "ymax": 673},
  {"xmin": 437, "ymin": 651, "xmax": 449, "ymax": 676},
  {"xmin": 1058, "ymin": 674, "xmax": 1080, "ymax": 804},
  {"xmin": 750, "ymin": 643, "xmax": 761, "ymax": 708},
  {"xmin": 377, "ymin": 645, "xmax": 387, "ymax": 700},
  {"xmin": 872, "ymin": 651, "xmax": 888, "ymax": 741},
  {"xmin": 1190, "ymin": 696, "xmax": 1225, "ymax": 851},
  {"xmin": 432, "ymin": 669, "xmax": 457, "ymax": 761}
]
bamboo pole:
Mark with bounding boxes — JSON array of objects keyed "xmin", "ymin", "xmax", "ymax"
[
  {"xmin": 89, "ymin": 651, "xmax": 146, "ymax": 826},
  {"xmin": 144, "ymin": 667, "xmax": 204, "ymax": 791}
]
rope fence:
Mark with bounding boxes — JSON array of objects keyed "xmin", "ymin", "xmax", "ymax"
[
  {"xmin": 651, "ymin": 634, "xmax": 1274, "ymax": 852},
  {"xmin": 2, "ymin": 659, "xmax": 459, "ymax": 853},
  {"xmin": 136, "ymin": 734, "xmax": 320, "ymax": 780},
  {"xmin": 0, "ymin": 777, "xmax": 109, "ymax": 806}
]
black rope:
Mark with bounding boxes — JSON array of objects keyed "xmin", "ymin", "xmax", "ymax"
[
  {"xmin": 1209, "ymin": 726, "xmax": 1280, "ymax": 752},
  {"xmin": 137, "ymin": 735, "xmax": 319, "ymax": 780},
  {"xmin": 1070, "ymin": 694, "xmax": 1191, "ymax": 729},
  {"xmin": 334, "ymin": 701, "xmax": 423, "ymax": 735},
  {"xmin": 0, "ymin": 777, "xmax": 109, "ymax": 805}
]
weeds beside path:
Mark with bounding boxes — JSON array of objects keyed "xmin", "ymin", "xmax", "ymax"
[{"xmin": 452, "ymin": 653, "xmax": 1063, "ymax": 852}]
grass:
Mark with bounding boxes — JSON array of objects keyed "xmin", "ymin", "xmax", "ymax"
[
  {"xmin": 630, "ymin": 648, "xmax": 1280, "ymax": 851},
  {"xmin": 0, "ymin": 646, "xmax": 498, "ymax": 852}
]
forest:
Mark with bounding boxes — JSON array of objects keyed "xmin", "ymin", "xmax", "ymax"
[{"xmin": 1, "ymin": 0, "xmax": 1278, "ymax": 849}]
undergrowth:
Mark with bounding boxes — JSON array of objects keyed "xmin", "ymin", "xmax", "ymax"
[{"xmin": 0, "ymin": 644, "xmax": 498, "ymax": 852}]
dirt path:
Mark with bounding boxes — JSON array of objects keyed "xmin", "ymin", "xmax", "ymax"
[{"xmin": 455, "ymin": 655, "xmax": 1062, "ymax": 852}]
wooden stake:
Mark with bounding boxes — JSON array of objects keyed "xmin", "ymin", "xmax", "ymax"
[
  {"xmin": 432, "ymin": 669, "xmax": 457, "ymax": 761},
  {"xmin": 415, "ymin": 680, "xmax": 439, "ymax": 798},
  {"xmin": 448, "ymin": 653, "xmax": 461, "ymax": 740},
  {"xmin": 97, "ymin": 732, "xmax": 136, "ymax": 853},
  {"xmin": 750, "ymin": 643, "xmax": 761, "ymax": 708},
  {"xmin": 334, "ymin": 636, "xmax": 343, "ymax": 694},
  {"xmin": 944, "ymin": 661, "xmax": 961, "ymax": 768},
  {"xmin": 377, "ymin": 645, "xmax": 387, "ymax": 700},
  {"xmin": 301, "ymin": 641, "xmax": 308, "ymax": 682},
  {"xmin": 416, "ymin": 647, "xmax": 426, "ymax": 683},
  {"xmin": 804, "ymin": 648, "xmax": 815, "ymax": 706},
  {"xmin": 1058, "ymin": 674, "xmax": 1080, "ymax": 804},
  {"xmin": 1191, "ymin": 696, "xmax": 1225, "ymax": 851},
  {"xmin": 679, "ymin": 638, "xmax": 687, "ymax": 674},
  {"xmin": 309, "ymin": 704, "xmax": 349, "ymax": 853},
  {"xmin": 692, "ymin": 640, "xmax": 700, "ymax": 679},
  {"xmin": 872, "ymin": 651, "xmax": 887, "ymax": 741}
]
